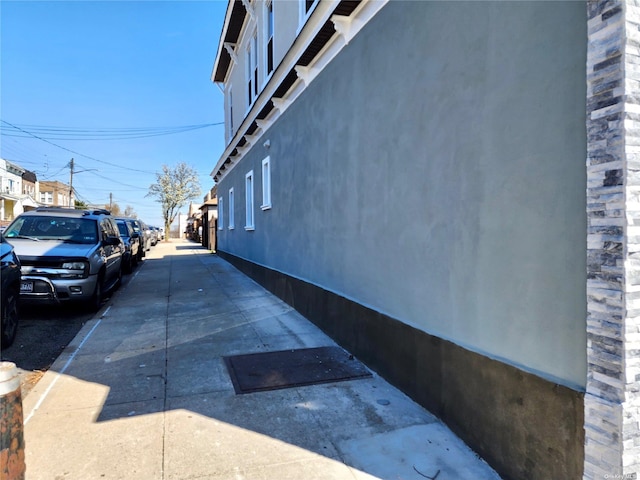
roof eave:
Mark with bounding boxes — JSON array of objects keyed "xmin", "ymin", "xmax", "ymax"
[{"xmin": 211, "ymin": 0, "xmax": 247, "ymax": 83}]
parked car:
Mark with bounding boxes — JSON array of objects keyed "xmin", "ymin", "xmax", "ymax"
[
  {"xmin": 115, "ymin": 217, "xmax": 140, "ymax": 273},
  {"xmin": 0, "ymin": 234, "xmax": 20, "ymax": 347},
  {"xmin": 130, "ymin": 219, "xmax": 150, "ymax": 258},
  {"xmin": 138, "ymin": 220, "xmax": 152, "ymax": 253},
  {"xmin": 148, "ymin": 225, "xmax": 158, "ymax": 247},
  {"xmin": 3, "ymin": 207, "xmax": 124, "ymax": 311}
]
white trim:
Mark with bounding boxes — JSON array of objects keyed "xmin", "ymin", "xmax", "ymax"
[
  {"xmin": 227, "ymin": 86, "xmax": 234, "ymax": 142},
  {"xmin": 223, "ymin": 42, "xmax": 238, "ymax": 63},
  {"xmin": 331, "ymin": 14, "xmax": 366, "ymax": 45},
  {"xmin": 263, "ymin": 0, "xmax": 275, "ymax": 83},
  {"xmin": 245, "ymin": 170, "xmax": 255, "ymax": 230},
  {"xmin": 241, "ymin": 0, "xmax": 255, "ymax": 21},
  {"xmin": 261, "ymin": 156, "xmax": 272, "ymax": 210},
  {"xmin": 245, "ymin": 30, "xmax": 259, "ymax": 111},
  {"xmin": 298, "ymin": 0, "xmax": 319, "ymax": 34}
]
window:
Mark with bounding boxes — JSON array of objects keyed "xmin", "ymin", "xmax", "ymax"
[
  {"xmin": 245, "ymin": 170, "xmax": 255, "ymax": 230},
  {"xmin": 246, "ymin": 32, "xmax": 258, "ymax": 106},
  {"xmin": 228, "ymin": 88, "xmax": 234, "ymax": 138},
  {"xmin": 265, "ymin": 1, "xmax": 274, "ymax": 76},
  {"xmin": 218, "ymin": 196, "xmax": 224, "ymax": 230},
  {"xmin": 40, "ymin": 192, "xmax": 53, "ymax": 204},
  {"xmin": 228, "ymin": 188, "xmax": 235, "ymax": 229},
  {"xmin": 261, "ymin": 156, "xmax": 271, "ymax": 210}
]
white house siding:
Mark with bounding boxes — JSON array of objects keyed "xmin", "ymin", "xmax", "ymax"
[{"xmin": 214, "ymin": 1, "xmax": 587, "ymax": 478}]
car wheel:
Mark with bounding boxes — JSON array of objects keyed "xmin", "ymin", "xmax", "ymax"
[
  {"xmin": 1, "ymin": 288, "xmax": 19, "ymax": 348},
  {"xmin": 88, "ymin": 274, "xmax": 104, "ymax": 312},
  {"xmin": 123, "ymin": 254, "xmax": 133, "ymax": 274}
]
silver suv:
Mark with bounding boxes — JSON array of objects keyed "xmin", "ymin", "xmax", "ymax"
[{"xmin": 4, "ymin": 207, "xmax": 124, "ymax": 310}]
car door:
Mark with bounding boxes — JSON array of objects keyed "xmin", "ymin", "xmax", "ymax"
[{"xmin": 100, "ymin": 218, "xmax": 122, "ymax": 283}]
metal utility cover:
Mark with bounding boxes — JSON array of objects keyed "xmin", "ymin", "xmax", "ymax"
[{"xmin": 223, "ymin": 346, "xmax": 372, "ymax": 394}]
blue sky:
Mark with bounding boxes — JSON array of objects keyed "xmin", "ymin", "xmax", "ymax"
[{"xmin": 0, "ymin": 0, "xmax": 228, "ymax": 228}]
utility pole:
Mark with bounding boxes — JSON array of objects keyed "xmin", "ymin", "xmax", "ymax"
[
  {"xmin": 69, "ymin": 158, "xmax": 74, "ymax": 208},
  {"xmin": 67, "ymin": 160, "xmax": 96, "ymax": 209},
  {"xmin": 110, "ymin": 193, "xmax": 113, "ymax": 211}
]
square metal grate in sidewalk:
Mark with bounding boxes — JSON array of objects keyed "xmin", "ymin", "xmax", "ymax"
[{"xmin": 223, "ymin": 346, "xmax": 372, "ymax": 394}]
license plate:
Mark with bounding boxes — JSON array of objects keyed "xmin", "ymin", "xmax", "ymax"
[{"xmin": 20, "ymin": 281, "xmax": 33, "ymax": 293}]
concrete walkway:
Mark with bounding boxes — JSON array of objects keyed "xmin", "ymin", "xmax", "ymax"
[{"xmin": 22, "ymin": 239, "xmax": 501, "ymax": 480}]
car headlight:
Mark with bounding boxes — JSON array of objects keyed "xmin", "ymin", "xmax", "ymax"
[
  {"xmin": 60, "ymin": 261, "xmax": 88, "ymax": 278},
  {"xmin": 62, "ymin": 261, "xmax": 86, "ymax": 270}
]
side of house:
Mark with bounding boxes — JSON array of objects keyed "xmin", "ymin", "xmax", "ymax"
[{"xmin": 211, "ymin": 2, "xmax": 588, "ymax": 478}]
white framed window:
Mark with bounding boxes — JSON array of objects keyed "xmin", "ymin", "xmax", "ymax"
[
  {"xmin": 245, "ymin": 170, "xmax": 255, "ymax": 230},
  {"xmin": 246, "ymin": 31, "xmax": 258, "ymax": 107},
  {"xmin": 264, "ymin": 1, "xmax": 274, "ymax": 78},
  {"xmin": 227, "ymin": 87, "xmax": 234, "ymax": 140},
  {"xmin": 40, "ymin": 192, "xmax": 53, "ymax": 204},
  {"xmin": 261, "ymin": 156, "xmax": 271, "ymax": 210},
  {"xmin": 228, "ymin": 188, "xmax": 235, "ymax": 230},
  {"xmin": 218, "ymin": 196, "xmax": 224, "ymax": 230}
]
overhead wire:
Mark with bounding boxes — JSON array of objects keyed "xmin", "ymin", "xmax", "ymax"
[
  {"xmin": 0, "ymin": 119, "xmax": 222, "ymax": 175},
  {"xmin": 1, "ymin": 119, "xmax": 218, "ymax": 218},
  {"xmin": 1, "ymin": 122, "xmax": 223, "ymax": 140},
  {"xmin": 0, "ymin": 120, "xmax": 155, "ymax": 174}
]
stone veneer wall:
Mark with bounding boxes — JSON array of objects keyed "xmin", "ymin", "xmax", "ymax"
[{"xmin": 585, "ymin": 1, "xmax": 640, "ymax": 477}]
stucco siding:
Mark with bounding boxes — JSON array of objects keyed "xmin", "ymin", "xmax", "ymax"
[{"xmin": 217, "ymin": 1, "xmax": 588, "ymax": 389}]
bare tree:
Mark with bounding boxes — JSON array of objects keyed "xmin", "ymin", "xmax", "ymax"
[
  {"xmin": 106, "ymin": 202, "xmax": 122, "ymax": 216},
  {"xmin": 124, "ymin": 205, "xmax": 137, "ymax": 218},
  {"xmin": 147, "ymin": 163, "xmax": 201, "ymax": 241}
]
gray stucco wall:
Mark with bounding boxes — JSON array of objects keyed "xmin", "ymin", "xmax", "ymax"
[{"xmin": 217, "ymin": 1, "xmax": 588, "ymax": 389}]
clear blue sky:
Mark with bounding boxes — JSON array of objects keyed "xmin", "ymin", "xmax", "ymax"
[{"xmin": 0, "ymin": 0, "xmax": 228, "ymax": 228}]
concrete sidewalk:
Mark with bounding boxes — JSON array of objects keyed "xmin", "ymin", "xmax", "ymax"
[{"xmin": 22, "ymin": 239, "xmax": 501, "ymax": 480}]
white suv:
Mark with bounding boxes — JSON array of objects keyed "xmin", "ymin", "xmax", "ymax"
[{"xmin": 4, "ymin": 207, "xmax": 124, "ymax": 310}]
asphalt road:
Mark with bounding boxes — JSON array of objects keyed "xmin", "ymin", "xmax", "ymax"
[{"xmin": 0, "ymin": 266, "xmax": 137, "ymax": 397}]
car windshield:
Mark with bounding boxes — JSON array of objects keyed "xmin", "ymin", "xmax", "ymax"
[{"xmin": 4, "ymin": 216, "xmax": 98, "ymax": 244}]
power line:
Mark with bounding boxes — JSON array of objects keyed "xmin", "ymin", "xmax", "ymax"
[
  {"xmin": 0, "ymin": 120, "xmax": 156, "ymax": 174},
  {"xmin": 1, "ymin": 122, "xmax": 223, "ymax": 140}
]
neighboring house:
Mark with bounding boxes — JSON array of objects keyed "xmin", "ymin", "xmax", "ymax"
[
  {"xmin": 200, "ymin": 187, "xmax": 218, "ymax": 251},
  {"xmin": 210, "ymin": 1, "xmax": 639, "ymax": 478},
  {"xmin": 22, "ymin": 170, "xmax": 37, "ymax": 199},
  {"xmin": 0, "ymin": 159, "xmax": 38, "ymax": 227},
  {"xmin": 38, "ymin": 180, "xmax": 73, "ymax": 207}
]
